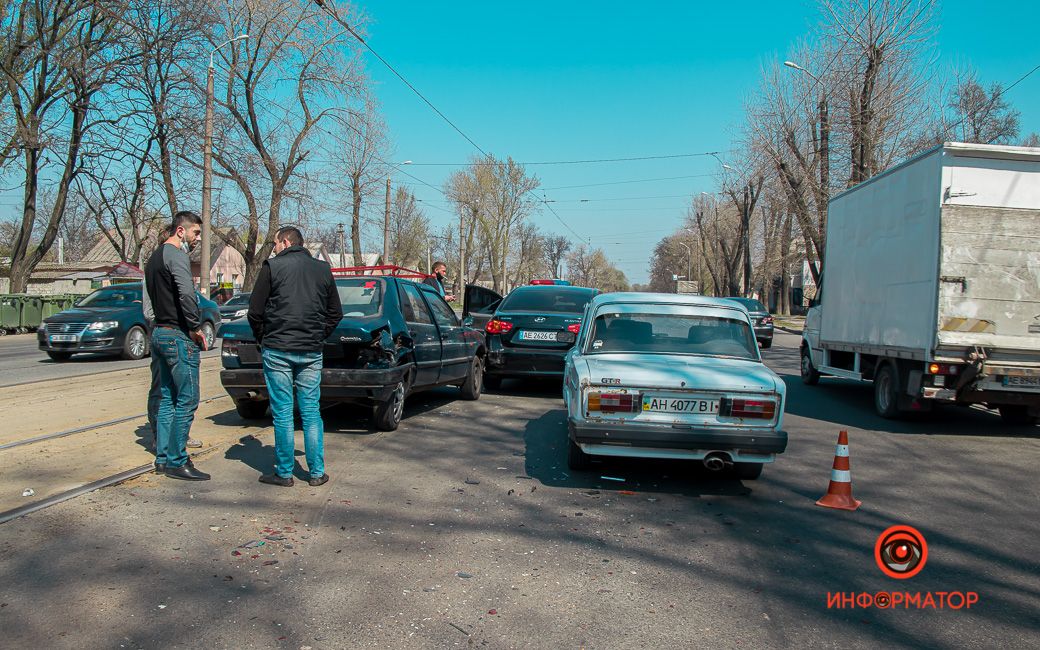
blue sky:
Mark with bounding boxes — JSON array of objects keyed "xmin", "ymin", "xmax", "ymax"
[{"xmin": 362, "ymin": 0, "xmax": 1040, "ymax": 284}]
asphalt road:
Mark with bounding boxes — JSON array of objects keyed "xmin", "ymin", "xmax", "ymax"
[
  {"xmin": 0, "ymin": 333, "xmax": 220, "ymax": 387},
  {"xmin": 0, "ymin": 332, "xmax": 1037, "ymax": 648}
]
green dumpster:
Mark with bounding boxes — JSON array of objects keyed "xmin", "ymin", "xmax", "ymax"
[
  {"xmin": 17, "ymin": 294, "xmax": 44, "ymax": 332},
  {"xmin": 41, "ymin": 295, "xmax": 73, "ymax": 319},
  {"xmin": 0, "ymin": 295, "xmax": 21, "ymax": 334}
]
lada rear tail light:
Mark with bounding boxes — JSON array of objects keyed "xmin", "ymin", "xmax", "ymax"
[
  {"xmin": 720, "ymin": 398, "xmax": 776, "ymax": 419},
  {"xmin": 588, "ymin": 392, "xmax": 640, "ymax": 413},
  {"xmin": 486, "ymin": 319, "xmax": 514, "ymax": 335}
]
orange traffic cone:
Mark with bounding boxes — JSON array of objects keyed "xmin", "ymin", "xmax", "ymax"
[{"xmin": 816, "ymin": 429, "xmax": 861, "ymax": 511}]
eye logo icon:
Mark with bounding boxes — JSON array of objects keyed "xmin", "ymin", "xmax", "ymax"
[{"xmin": 875, "ymin": 525, "xmax": 928, "ymax": 579}]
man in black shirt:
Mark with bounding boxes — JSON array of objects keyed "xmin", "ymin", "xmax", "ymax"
[
  {"xmin": 423, "ymin": 261, "xmax": 455, "ymax": 302},
  {"xmin": 248, "ymin": 226, "xmax": 343, "ymax": 487},
  {"xmin": 144, "ymin": 211, "xmax": 210, "ymax": 481}
]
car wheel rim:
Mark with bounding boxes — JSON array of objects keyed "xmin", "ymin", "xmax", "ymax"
[
  {"xmin": 204, "ymin": 325, "xmax": 214, "ymax": 348},
  {"xmin": 130, "ymin": 330, "xmax": 145, "ymax": 357},
  {"xmin": 392, "ymin": 383, "xmax": 405, "ymax": 422}
]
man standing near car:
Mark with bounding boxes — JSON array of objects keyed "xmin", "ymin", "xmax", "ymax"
[
  {"xmin": 424, "ymin": 261, "xmax": 455, "ymax": 302},
  {"xmin": 145, "ymin": 211, "xmax": 210, "ymax": 481},
  {"xmin": 248, "ymin": 226, "xmax": 342, "ymax": 487}
]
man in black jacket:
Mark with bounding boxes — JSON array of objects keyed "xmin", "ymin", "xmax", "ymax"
[
  {"xmin": 248, "ymin": 226, "xmax": 343, "ymax": 487},
  {"xmin": 145, "ymin": 211, "xmax": 210, "ymax": 481}
]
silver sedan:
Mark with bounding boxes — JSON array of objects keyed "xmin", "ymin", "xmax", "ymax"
[{"xmin": 562, "ymin": 293, "xmax": 788, "ymax": 480}]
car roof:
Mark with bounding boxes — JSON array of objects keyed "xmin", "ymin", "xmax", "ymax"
[{"xmin": 589, "ymin": 292, "xmax": 748, "ymax": 311}]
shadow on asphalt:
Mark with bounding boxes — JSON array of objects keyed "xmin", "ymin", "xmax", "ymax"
[{"xmin": 765, "ymin": 342, "xmax": 1040, "ymax": 439}]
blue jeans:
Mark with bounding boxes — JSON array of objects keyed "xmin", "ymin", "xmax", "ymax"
[
  {"xmin": 152, "ymin": 328, "xmax": 201, "ymax": 468},
  {"xmin": 262, "ymin": 348, "xmax": 325, "ymax": 479},
  {"xmin": 147, "ymin": 351, "xmax": 161, "ymax": 434}
]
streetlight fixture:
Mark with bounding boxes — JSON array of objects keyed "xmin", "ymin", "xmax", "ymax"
[
  {"xmin": 383, "ymin": 160, "xmax": 412, "ymax": 265},
  {"xmin": 783, "ymin": 60, "xmax": 821, "ymax": 84},
  {"xmin": 201, "ymin": 33, "xmax": 249, "ymax": 295}
]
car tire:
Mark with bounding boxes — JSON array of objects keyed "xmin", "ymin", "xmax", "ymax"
[
  {"xmin": 874, "ymin": 363, "xmax": 901, "ymax": 419},
  {"xmin": 236, "ymin": 399, "xmax": 269, "ymax": 420},
  {"xmin": 800, "ymin": 346, "xmax": 820, "ymax": 386},
  {"xmin": 484, "ymin": 375, "xmax": 502, "ymax": 391},
  {"xmin": 122, "ymin": 326, "xmax": 148, "ymax": 361},
  {"xmin": 759, "ymin": 338, "xmax": 772, "ymax": 349},
  {"xmin": 47, "ymin": 351, "xmax": 72, "ymax": 361},
  {"xmin": 460, "ymin": 355, "xmax": 483, "ymax": 401},
  {"xmin": 201, "ymin": 321, "xmax": 216, "ymax": 350},
  {"xmin": 373, "ymin": 380, "xmax": 407, "ymax": 431},
  {"xmin": 567, "ymin": 437, "xmax": 592, "ymax": 470},
  {"xmin": 999, "ymin": 405, "xmax": 1038, "ymax": 426},
  {"xmin": 734, "ymin": 462, "xmax": 763, "ymax": 480}
]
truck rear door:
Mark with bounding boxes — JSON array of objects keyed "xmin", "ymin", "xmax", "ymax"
[{"xmin": 938, "ymin": 204, "xmax": 1040, "ymax": 352}]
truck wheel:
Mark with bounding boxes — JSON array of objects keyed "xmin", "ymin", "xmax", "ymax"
[
  {"xmin": 47, "ymin": 351, "xmax": 72, "ymax": 361},
  {"xmin": 567, "ymin": 438, "xmax": 592, "ymax": 470},
  {"xmin": 734, "ymin": 462, "xmax": 763, "ymax": 480},
  {"xmin": 373, "ymin": 381, "xmax": 406, "ymax": 431},
  {"xmin": 999, "ymin": 405, "xmax": 1038, "ymax": 426},
  {"xmin": 459, "ymin": 356, "xmax": 483, "ymax": 401},
  {"xmin": 122, "ymin": 326, "xmax": 148, "ymax": 360},
  {"xmin": 484, "ymin": 375, "xmax": 502, "ymax": 391},
  {"xmin": 236, "ymin": 399, "xmax": 269, "ymax": 420},
  {"xmin": 874, "ymin": 363, "xmax": 901, "ymax": 419},
  {"xmin": 800, "ymin": 346, "xmax": 820, "ymax": 385}
]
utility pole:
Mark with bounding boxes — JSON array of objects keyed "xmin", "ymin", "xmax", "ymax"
[
  {"xmin": 383, "ymin": 177, "xmax": 391, "ymax": 265},
  {"xmin": 200, "ymin": 62, "xmax": 214, "ymax": 294},
  {"xmin": 336, "ymin": 222, "xmax": 346, "ymax": 267},
  {"xmin": 201, "ymin": 34, "xmax": 248, "ymax": 294},
  {"xmin": 459, "ymin": 207, "xmax": 467, "ymax": 293}
]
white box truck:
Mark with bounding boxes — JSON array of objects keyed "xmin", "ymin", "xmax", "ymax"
[{"xmin": 800, "ymin": 142, "xmax": 1040, "ymax": 423}]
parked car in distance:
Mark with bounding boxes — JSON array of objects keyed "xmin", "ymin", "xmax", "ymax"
[
  {"xmin": 218, "ymin": 292, "xmax": 252, "ymax": 321},
  {"xmin": 37, "ymin": 282, "xmax": 221, "ymax": 361},
  {"xmin": 219, "ymin": 272, "xmax": 487, "ymax": 431},
  {"xmin": 464, "ymin": 284, "xmax": 599, "ymax": 390},
  {"xmin": 725, "ymin": 297, "xmax": 773, "ymax": 348},
  {"xmin": 563, "ymin": 293, "xmax": 788, "ymax": 480}
]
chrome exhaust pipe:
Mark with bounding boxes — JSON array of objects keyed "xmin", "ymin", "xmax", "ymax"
[{"xmin": 703, "ymin": 452, "xmax": 730, "ymax": 472}]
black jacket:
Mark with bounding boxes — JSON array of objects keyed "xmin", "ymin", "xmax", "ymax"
[
  {"xmin": 145, "ymin": 243, "xmax": 200, "ymax": 333},
  {"xmin": 247, "ymin": 246, "xmax": 343, "ymax": 352}
]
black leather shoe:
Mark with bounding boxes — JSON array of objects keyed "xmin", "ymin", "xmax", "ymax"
[
  {"xmin": 165, "ymin": 464, "xmax": 211, "ymax": 481},
  {"xmin": 154, "ymin": 463, "xmax": 166, "ymax": 474},
  {"xmin": 259, "ymin": 473, "xmax": 294, "ymax": 487},
  {"xmin": 308, "ymin": 474, "xmax": 330, "ymax": 487}
]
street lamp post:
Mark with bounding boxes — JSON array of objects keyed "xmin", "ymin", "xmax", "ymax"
[
  {"xmin": 383, "ymin": 160, "xmax": 412, "ymax": 265},
  {"xmin": 677, "ymin": 241, "xmax": 692, "ymax": 292},
  {"xmin": 201, "ymin": 34, "xmax": 249, "ymax": 294}
]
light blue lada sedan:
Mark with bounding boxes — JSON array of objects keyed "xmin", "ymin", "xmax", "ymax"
[{"xmin": 562, "ymin": 293, "xmax": 787, "ymax": 480}]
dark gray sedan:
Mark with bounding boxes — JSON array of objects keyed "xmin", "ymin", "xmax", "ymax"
[{"xmin": 725, "ymin": 297, "xmax": 773, "ymax": 349}]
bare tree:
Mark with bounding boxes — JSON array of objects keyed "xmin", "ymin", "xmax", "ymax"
[
  {"xmin": 388, "ymin": 186, "xmax": 429, "ymax": 270},
  {"xmin": 567, "ymin": 244, "xmax": 629, "ymax": 292},
  {"xmin": 1, "ymin": 0, "xmax": 128, "ymax": 291},
  {"xmin": 942, "ymin": 69, "xmax": 1020, "ymax": 144},
  {"xmin": 202, "ymin": 0, "xmax": 366, "ymax": 289},
  {"xmin": 332, "ymin": 96, "xmax": 388, "ymax": 266},
  {"xmin": 542, "ymin": 235, "xmax": 571, "ymax": 278}
]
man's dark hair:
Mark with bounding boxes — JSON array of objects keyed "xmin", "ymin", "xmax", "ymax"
[
  {"xmin": 432, "ymin": 261, "xmax": 447, "ymax": 271},
  {"xmin": 171, "ymin": 210, "xmax": 202, "ymax": 232},
  {"xmin": 276, "ymin": 226, "xmax": 304, "ymax": 247}
]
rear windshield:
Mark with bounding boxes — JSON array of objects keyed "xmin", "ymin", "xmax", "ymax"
[
  {"xmin": 78, "ymin": 288, "xmax": 141, "ymax": 307},
  {"xmin": 728, "ymin": 298, "xmax": 767, "ymax": 312},
  {"xmin": 500, "ymin": 288, "xmax": 595, "ymax": 314},
  {"xmin": 587, "ymin": 313, "xmax": 758, "ymax": 359},
  {"xmin": 336, "ymin": 278, "xmax": 383, "ymax": 317}
]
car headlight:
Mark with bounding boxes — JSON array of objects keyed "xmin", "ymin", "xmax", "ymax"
[
  {"xmin": 234, "ymin": 309, "xmax": 248, "ymax": 318},
  {"xmin": 86, "ymin": 321, "xmax": 119, "ymax": 331}
]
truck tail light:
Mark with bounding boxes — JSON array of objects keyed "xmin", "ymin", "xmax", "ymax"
[
  {"xmin": 927, "ymin": 363, "xmax": 959, "ymax": 375},
  {"xmin": 567, "ymin": 322, "xmax": 581, "ymax": 334},
  {"xmin": 720, "ymin": 398, "xmax": 776, "ymax": 419},
  {"xmin": 588, "ymin": 392, "xmax": 640, "ymax": 413},
  {"xmin": 486, "ymin": 319, "xmax": 513, "ymax": 335}
]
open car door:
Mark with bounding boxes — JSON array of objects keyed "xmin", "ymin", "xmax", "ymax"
[{"xmin": 463, "ymin": 284, "xmax": 503, "ymax": 331}]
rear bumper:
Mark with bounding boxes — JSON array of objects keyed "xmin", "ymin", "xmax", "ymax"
[
  {"xmin": 487, "ymin": 345, "xmax": 568, "ymax": 377},
  {"xmin": 569, "ymin": 417, "xmax": 787, "ymax": 461},
  {"xmin": 221, "ymin": 365, "xmax": 410, "ymax": 404}
]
